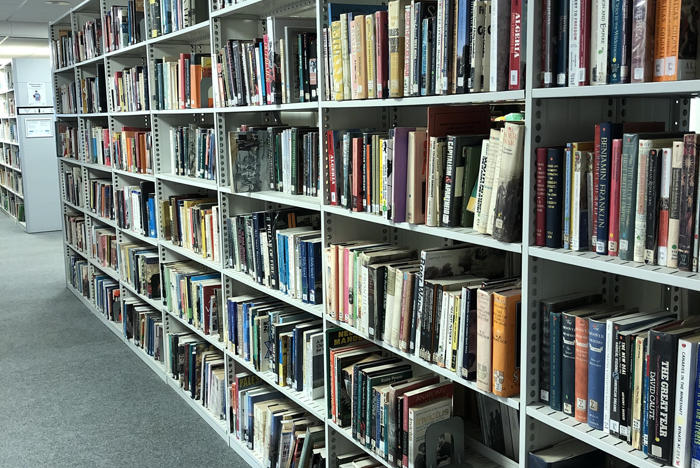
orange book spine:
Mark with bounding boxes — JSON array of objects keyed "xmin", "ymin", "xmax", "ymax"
[
  {"xmin": 190, "ymin": 65, "xmax": 202, "ymax": 108},
  {"xmin": 652, "ymin": 0, "xmax": 670, "ymax": 82},
  {"xmin": 574, "ymin": 315, "xmax": 589, "ymax": 422},
  {"xmin": 491, "ymin": 289, "xmax": 521, "ymax": 397},
  {"xmin": 663, "ymin": 0, "xmax": 682, "ymax": 81}
]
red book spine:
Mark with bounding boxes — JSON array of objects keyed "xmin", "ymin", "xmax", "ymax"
[
  {"xmin": 103, "ymin": 129, "xmax": 111, "ymax": 166},
  {"xmin": 578, "ymin": 0, "xmax": 592, "ymax": 85},
  {"xmin": 352, "ymin": 137, "xmax": 363, "ymax": 211},
  {"xmin": 178, "ymin": 54, "xmax": 187, "ymax": 109},
  {"xmin": 535, "ymin": 147, "xmax": 547, "ymax": 246},
  {"xmin": 608, "ymin": 138, "xmax": 623, "ymax": 256},
  {"xmin": 574, "ymin": 315, "xmax": 589, "ymax": 422},
  {"xmin": 327, "ymin": 130, "xmax": 338, "ymax": 205},
  {"xmin": 508, "ymin": 0, "xmax": 524, "ymax": 90},
  {"xmin": 263, "ymin": 34, "xmax": 272, "ymax": 104},
  {"xmin": 592, "ymin": 124, "xmax": 600, "ymax": 251},
  {"xmin": 375, "ymin": 11, "xmax": 389, "ymax": 99},
  {"xmin": 402, "ymin": 384, "xmax": 454, "ymax": 468}
]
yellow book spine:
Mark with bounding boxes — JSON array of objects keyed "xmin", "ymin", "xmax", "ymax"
[
  {"xmin": 331, "ymin": 21, "xmax": 344, "ymax": 101},
  {"xmin": 365, "ymin": 14, "xmax": 376, "ymax": 99},
  {"xmin": 388, "ymin": 0, "xmax": 405, "ymax": 97}
]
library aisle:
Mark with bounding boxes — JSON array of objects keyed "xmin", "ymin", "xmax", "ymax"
[{"xmin": 0, "ymin": 215, "xmax": 244, "ymax": 467}]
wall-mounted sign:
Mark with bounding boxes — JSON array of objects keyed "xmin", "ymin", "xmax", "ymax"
[
  {"xmin": 25, "ymin": 118, "xmax": 53, "ymax": 138},
  {"xmin": 26, "ymin": 82, "xmax": 48, "ymax": 106}
]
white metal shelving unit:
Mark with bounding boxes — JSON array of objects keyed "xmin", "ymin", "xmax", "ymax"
[{"xmin": 50, "ymin": 0, "xmax": 700, "ymax": 466}]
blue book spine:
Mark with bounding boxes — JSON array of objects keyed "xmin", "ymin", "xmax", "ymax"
[
  {"xmin": 587, "ymin": 320, "xmax": 606, "ymax": 429},
  {"xmin": 147, "ymin": 196, "xmax": 156, "ymax": 237},
  {"xmin": 455, "ymin": 0, "xmax": 470, "ymax": 93},
  {"xmin": 258, "ymin": 42, "xmax": 267, "ymax": 104},
  {"xmin": 276, "ymin": 233, "xmax": 285, "ymax": 293},
  {"xmin": 564, "ymin": 146, "xmax": 572, "ymax": 250},
  {"xmin": 596, "ymin": 123, "xmax": 612, "ymax": 254},
  {"xmin": 550, "ymin": 311, "xmax": 563, "ymax": 411},
  {"xmin": 420, "ymin": 19, "xmax": 429, "ymax": 96},
  {"xmin": 642, "ymin": 348, "xmax": 650, "ymax": 454},
  {"xmin": 310, "ymin": 242, "xmax": 322, "ymax": 304},
  {"xmin": 227, "ymin": 299, "xmax": 234, "ymax": 351},
  {"xmin": 282, "ymin": 235, "xmax": 289, "ymax": 294},
  {"xmin": 691, "ymin": 349, "xmax": 700, "ymax": 463},
  {"xmin": 300, "ymin": 240, "xmax": 308, "ymax": 303},
  {"xmin": 243, "ymin": 303, "xmax": 250, "ymax": 361},
  {"xmin": 555, "ymin": 0, "xmax": 569, "ymax": 86}
]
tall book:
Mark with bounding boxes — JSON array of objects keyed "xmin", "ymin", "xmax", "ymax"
[
  {"xmin": 667, "ymin": 141, "xmax": 684, "ymax": 268},
  {"xmin": 596, "ymin": 123, "xmax": 622, "ymax": 254},
  {"xmin": 619, "ymin": 133, "xmax": 639, "ymax": 260},
  {"xmin": 678, "ymin": 134, "xmax": 699, "ymax": 271},
  {"xmin": 656, "ymin": 147, "xmax": 673, "ymax": 265},
  {"xmin": 545, "ymin": 147, "xmax": 564, "ymax": 248},
  {"xmin": 671, "ymin": 334, "xmax": 700, "ymax": 468},
  {"xmin": 491, "ymin": 288, "xmax": 521, "ymax": 397}
]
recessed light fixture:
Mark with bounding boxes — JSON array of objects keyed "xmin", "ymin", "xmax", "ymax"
[{"xmin": 45, "ymin": 0, "xmax": 70, "ymax": 5}]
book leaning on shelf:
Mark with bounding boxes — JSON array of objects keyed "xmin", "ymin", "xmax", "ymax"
[
  {"xmin": 537, "ymin": 292, "xmax": 700, "ymax": 467},
  {"xmin": 325, "ymin": 241, "xmax": 521, "ymax": 398},
  {"xmin": 59, "ymin": 82, "xmax": 77, "ymax": 114},
  {"xmin": 223, "ymin": 208, "xmax": 322, "ymax": 303},
  {"xmin": 91, "ymin": 225, "xmax": 117, "ymax": 270},
  {"xmin": 540, "ymin": 0, "xmax": 700, "ymax": 86},
  {"xmin": 85, "ymin": 122, "xmax": 110, "ymax": 166},
  {"xmin": 224, "ymin": 297, "xmax": 325, "ymax": 400},
  {"xmin": 51, "ymin": 29, "xmax": 74, "ymax": 69},
  {"xmin": 110, "ymin": 65, "xmax": 149, "ymax": 112},
  {"xmin": 79, "ymin": 64, "xmax": 107, "ymax": 113},
  {"xmin": 148, "ymin": 0, "xmax": 208, "ymax": 38},
  {"xmin": 119, "ymin": 244, "xmax": 160, "ymax": 299},
  {"xmin": 62, "ymin": 165, "xmax": 82, "ymax": 206},
  {"xmin": 160, "ymin": 194, "xmax": 220, "ymax": 262},
  {"xmin": 122, "ymin": 298, "xmax": 164, "ymax": 362},
  {"xmin": 88, "ymin": 178, "xmax": 114, "ymax": 220},
  {"xmin": 74, "ymin": 18, "xmax": 102, "ymax": 62},
  {"xmin": 69, "ymin": 254, "xmax": 90, "ymax": 298},
  {"xmin": 65, "ymin": 214, "xmax": 86, "ymax": 251},
  {"xmin": 1, "ymin": 145, "xmax": 20, "ymax": 169},
  {"xmin": 325, "ymin": 106, "xmax": 525, "ymax": 242},
  {"xmin": 228, "ymin": 125, "xmax": 319, "ymax": 196},
  {"xmin": 153, "ymin": 54, "xmax": 213, "ymax": 110},
  {"xmin": 169, "ymin": 124, "xmax": 215, "ymax": 180},
  {"xmin": 535, "ymin": 125, "xmax": 700, "ymax": 272},
  {"xmin": 95, "ymin": 275, "xmax": 120, "ymax": 321},
  {"xmin": 115, "ymin": 181, "xmax": 157, "ymax": 238},
  {"xmin": 166, "ymin": 331, "xmax": 226, "ymax": 419},
  {"xmin": 216, "ymin": 16, "xmax": 318, "ymax": 107},
  {"xmin": 229, "ymin": 373, "xmax": 326, "ymax": 468},
  {"xmin": 112, "ymin": 126, "xmax": 152, "ymax": 174},
  {"xmin": 103, "ymin": 1, "xmax": 145, "ymax": 52},
  {"xmin": 322, "ymin": 0, "xmax": 525, "ymax": 102}
]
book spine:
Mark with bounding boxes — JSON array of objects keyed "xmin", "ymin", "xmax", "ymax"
[
  {"xmin": 561, "ymin": 313, "xmax": 577, "ymax": 416},
  {"xmin": 587, "ymin": 320, "xmax": 606, "ymax": 429},
  {"xmin": 574, "ymin": 315, "xmax": 589, "ymax": 422},
  {"xmin": 609, "ymin": 0, "xmax": 624, "ymax": 83},
  {"xmin": 577, "ymin": 0, "xmax": 591, "ymax": 85},
  {"xmin": 608, "ymin": 139, "xmax": 622, "ymax": 255},
  {"xmin": 541, "ymin": 0, "xmax": 556, "ymax": 87},
  {"xmin": 568, "ymin": 0, "xmax": 581, "ymax": 86},
  {"xmin": 555, "ymin": 0, "xmax": 569, "ymax": 85},
  {"xmin": 619, "ymin": 134, "xmax": 638, "ymax": 260},
  {"xmin": 591, "ymin": 0, "xmax": 608, "ymax": 84},
  {"xmin": 630, "ymin": 0, "xmax": 655, "ymax": 82},
  {"xmin": 535, "ymin": 148, "xmax": 547, "ymax": 246},
  {"xmin": 633, "ymin": 142, "xmax": 650, "ymax": 263},
  {"xmin": 672, "ymin": 339, "xmax": 697, "ymax": 467},
  {"xmin": 564, "ymin": 146, "xmax": 572, "ymax": 250},
  {"xmin": 667, "ymin": 141, "xmax": 683, "ymax": 268},
  {"xmin": 491, "ymin": 291, "xmax": 520, "ymax": 397},
  {"xmin": 376, "ymin": 11, "xmax": 389, "ymax": 99},
  {"xmin": 690, "ymin": 346, "xmax": 700, "ymax": 465},
  {"xmin": 644, "ymin": 148, "xmax": 662, "ymax": 264},
  {"xmin": 507, "ymin": 0, "xmax": 523, "ymax": 89},
  {"xmin": 545, "ymin": 148, "xmax": 563, "ymax": 248},
  {"xmin": 366, "ymin": 15, "xmax": 376, "ymax": 99},
  {"xmin": 550, "ymin": 311, "xmax": 562, "ymax": 411},
  {"xmin": 476, "ymin": 290, "xmax": 492, "ymax": 391},
  {"xmin": 657, "ymin": 147, "xmax": 672, "ymax": 265},
  {"xmin": 678, "ymin": 134, "xmax": 698, "ymax": 271},
  {"xmin": 403, "ymin": 5, "xmax": 411, "ymax": 98},
  {"xmin": 652, "ymin": 0, "xmax": 669, "ymax": 82},
  {"xmin": 597, "ymin": 124, "xmax": 611, "ymax": 254},
  {"xmin": 648, "ymin": 330, "xmax": 678, "ymax": 463}
]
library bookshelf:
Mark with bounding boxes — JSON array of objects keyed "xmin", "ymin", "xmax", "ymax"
[
  {"xmin": 50, "ymin": 0, "xmax": 700, "ymax": 467},
  {"xmin": 0, "ymin": 59, "xmax": 60, "ymax": 232}
]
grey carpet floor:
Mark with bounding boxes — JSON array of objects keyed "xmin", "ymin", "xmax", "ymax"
[{"xmin": 0, "ymin": 215, "xmax": 246, "ymax": 467}]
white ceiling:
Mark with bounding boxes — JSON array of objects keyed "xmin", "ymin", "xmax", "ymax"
[{"xmin": 0, "ymin": 0, "xmax": 78, "ymax": 23}]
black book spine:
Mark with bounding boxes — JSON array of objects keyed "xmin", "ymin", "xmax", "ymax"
[
  {"xmin": 542, "ymin": 0, "xmax": 556, "ymax": 87},
  {"xmin": 648, "ymin": 330, "xmax": 679, "ymax": 463},
  {"xmin": 617, "ymin": 332, "xmax": 630, "ymax": 440},
  {"xmin": 560, "ymin": 313, "xmax": 577, "ymax": 416},
  {"xmin": 644, "ymin": 148, "xmax": 662, "ymax": 264},
  {"xmin": 545, "ymin": 147, "xmax": 564, "ymax": 247},
  {"xmin": 418, "ymin": 282, "xmax": 435, "ymax": 361},
  {"xmin": 555, "ymin": 0, "xmax": 568, "ymax": 86},
  {"xmin": 430, "ymin": 284, "xmax": 444, "ymax": 362},
  {"xmin": 678, "ymin": 134, "xmax": 698, "ymax": 270},
  {"xmin": 610, "ymin": 329, "xmax": 622, "ymax": 437},
  {"xmin": 461, "ymin": 287, "xmax": 477, "ymax": 379},
  {"xmin": 378, "ymin": 267, "xmax": 388, "ymax": 341},
  {"xmin": 442, "ymin": 136, "xmax": 457, "ymax": 227}
]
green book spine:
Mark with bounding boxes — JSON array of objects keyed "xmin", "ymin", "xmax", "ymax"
[{"xmin": 619, "ymin": 133, "xmax": 639, "ymax": 260}]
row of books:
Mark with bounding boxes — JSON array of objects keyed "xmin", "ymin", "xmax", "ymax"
[
  {"xmin": 113, "ymin": 127, "xmax": 153, "ymax": 174},
  {"xmin": 0, "ymin": 145, "xmax": 20, "ymax": 169},
  {"xmin": 216, "ymin": 22, "xmax": 318, "ymax": 108},
  {"xmin": 110, "ymin": 65, "xmax": 149, "ymax": 112},
  {"xmin": 229, "ymin": 373, "xmax": 326, "ymax": 468},
  {"xmin": 225, "ymin": 298, "xmax": 325, "ymax": 400},
  {"xmin": 85, "ymin": 122, "xmax": 110, "ymax": 166},
  {"xmin": 326, "ymin": 106, "xmax": 524, "ymax": 242},
  {"xmin": 325, "ymin": 242, "xmax": 521, "ymax": 397},
  {"xmin": 90, "ymin": 225, "xmax": 117, "ymax": 271},
  {"xmin": 115, "ymin": 182, "xmax": 157, "ymax": 238},
  {"xmin": 538, "ymin": 291, "xmax": 700, "ymax": 466},
  {"xmin": 119, "ymin": 243, "xmax": 160, "ymax": 300},
  {"xmin": 229, "ymin": 126, "xmax": 319, "ymax": 196},
  {"xmin": 160, "ymin": 194, "xmax": 221, "ymax": 262},
  {"xmin": 322, "ymin": 0, "xmax": 524, "ymax": 102},
  {"xmin": 169, "ymin": 125, "xmax": 216, "ymax": 180},
  {"xmin": 95, "ymin": 275, "xmax": 119, "ymax": 321},
  {"xmin": 79, "ymin": 67, "xmax": 107, "ymax": 114},
  {"xmin": 103, "ymin": 1, "xmax": 146, "ymax": 52},
  {"xmin": 327, "ymin": 327, "xmax": 455, "ymax": 467},
  {"xmin": 0, "ymin": 120, "xmax": 16, "ymax": 142},
  {"xmin": 148, "ymin": 0, "xmax": 208, "ymax": 39},
  {"xmin": 167, "ymin": 333, "xmax": 226, "ymax": 420},
  {"xmin": 69, "ymin": 254, "xmax": 90, "ymax": 298},
  {"xmin": 75, "ymin": 19, "xmax": 103, "ymax": 63},
  {"xmin": 541, "ymin": 0, "xmax": 699, "ymax": 86},
  {"xmin": 88, "ymin": 178, "xmax": 114, "ymax": 220},
  {"xmin": 62, "ymin": 166, "xmax": 82, "ymax": 206},
  {"xmin": 162, "ymin": 261, "xmax": 222, "ymax": 337},
  {"xmin": 223, "ymin": 208, "xmax": 322, "ymax": 304},
  {"xmin": 0, "ymin": 169, "xmax": 21, "ymax": 194},
  {"xmin": 65, "ymin": 213, "xmax": 86, "ymax": 252},
  {"xmin": 57, "ymin": 123, "xmax": 78, "ymax": 160},
  {"xmin": 122, "ymin": 297, "xmax": 165, "ymax": 362},
  {"xmin": 59, "ymin": 83, "xmax": 76, "ymax": 114},
  {"xmin": 52, "ymin": 30, "xmax": 74, "ymax": 69},
  {"xmin": 153, "ymin": 54, "xmax": 214, "ymax": 110},
  {"xmin": 537, "ymin": 127, "xmax": 700, "ymax": 272}
]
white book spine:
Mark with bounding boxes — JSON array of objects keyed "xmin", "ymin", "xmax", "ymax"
[
  {"xmin": 436, "ymin": 290, "xmax": 449, "ymax": 365},
  {"xmin": 571, "ymin": 151, "xmax": 583, "ymax": 251},
  {"xmin": 426, "ymin": 138, "xmax": 438, "ymax": 226},
  {"xmin": 568, "ymin": 0, "xmax": 581, "ymax": 87},
  {"xmin": 435, "ymin": 0, "xmax": 444, "ymax": 95},
  {"xmin": 361, "ymin": 264, "xmax": 370, "ymax": 333},
  {"xmin": 477, "ymin": 130, "xmax": 501, "ymax": 233},
  {"xmin": 668, "ymin": 141, "xmax": 684, "ymax": 267},
  {"xmin": 603, "ymin": 318, "xmax": 614, "ymax": 433},
  {"xmin": 591, "ymin": 0, "xmax": 608, "ymax": 85},
  {"xmin": 633, "ymin": 143, "xmax": 650, "ymax": 263},
  {"xmin": 390, "ymin": 269, "xmax": 404, "ymax": 348},
  {"xmin": 486, "ymin": 131, "xmax": 504, "ymax": 235},
  {"xmin": 672, "ymin": 339, "xmax": 698, "ymax": 467},
  {"xmin": 472, "ymin": 139, "xmax": 490, "ymax": 230},
  {"xmin": 658, "ymin": 148, "xmax": 672, "ymax": 265}
]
